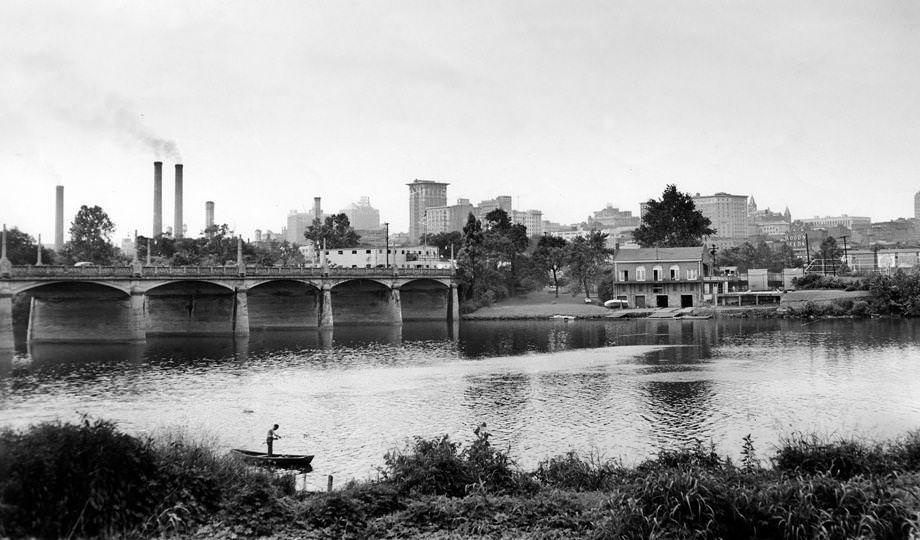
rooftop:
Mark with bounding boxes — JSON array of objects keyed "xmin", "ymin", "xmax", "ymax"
[{"xmin": 614, "ymin": 246, "xmax": 705, "ymax": 262}]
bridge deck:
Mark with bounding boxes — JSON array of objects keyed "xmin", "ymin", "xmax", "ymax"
[{"xmin": 5, "ymin": 265, "xmax": 454, "ymax": 280}]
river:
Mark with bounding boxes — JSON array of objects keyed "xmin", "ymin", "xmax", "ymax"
[{"xmin": 1, "ymin": 318, "xmax": 919, "ymax": 490}]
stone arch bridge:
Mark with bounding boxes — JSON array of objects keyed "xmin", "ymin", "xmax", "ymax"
[{"xmin": 0, "ymin": 266, "xmax": 459, "ymax": 343}]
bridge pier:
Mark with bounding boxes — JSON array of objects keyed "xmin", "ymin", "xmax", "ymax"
[
  {"xmin": 233, "ymin": 288, "xmax": 250, "ymax": 336},
  {"xmin": 320, "ymin": 285, "xmax": 333, "ymax": 328},
  {"xmin": 0, "ymin": 293, "xmax": 13, "ymax": 351},
  {"xmin": 390, "ymin": 286, "xmax": 403, "ymax": 325},
  {"xmin": 130, "ymin": 289, "xmax": 147, "ymax": 341},
  {"xmin": 449, "ymin": 284, "xmax": 460, "ymax": 322}
]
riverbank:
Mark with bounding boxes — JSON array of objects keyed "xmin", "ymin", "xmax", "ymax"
[
  {"xmin": 462, "ymin": 289, "xmax": 883, "ymax": 320},
  {"xmin": 2, "ymin": 420, "xmax": 919, "ymax": 538}
]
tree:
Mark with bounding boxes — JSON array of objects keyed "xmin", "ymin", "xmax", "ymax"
[
  {"xmin": 566, "ymin": 230, "xmax": 613, "ymax": 298},
  {"xmin": 717, "ymin": 240, "xmax": 803, "ymax": 272},
  {"xmin": 531, "ymin": 235, "xmax": 568, "ymax": 297},
  {"xmin": 1, "ymin": 227, "xmax": 55, "ymax": 265},
  {"xmin": 304, "ymin": 213, "xmax": 360, "ymax": 249},
  {"xmin": 66, "ymin": 205, "xmax": 116, "ymax": 264},
  {"xmin": 633, "ymin": 185, "xmax": 715, "ymax": 248},
  {"xmin": 816, "ymin": 236, "xmax": 843, "ymax": 262},
  {"xmin": 420, "ymin": 231, "xmax": 463, "ymax": 259}
]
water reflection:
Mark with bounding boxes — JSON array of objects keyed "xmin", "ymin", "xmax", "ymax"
[{"xmin": 1, "ymin": 319, "xmax": 920, "ymax": 482}]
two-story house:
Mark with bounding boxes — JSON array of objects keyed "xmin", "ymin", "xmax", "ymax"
[{"xmin": 611, "ymin": 247, "xmax": 710, "ymax": 308}]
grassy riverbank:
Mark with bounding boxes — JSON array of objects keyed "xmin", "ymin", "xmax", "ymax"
[{"xmin": 2, "ymin": 420, "xmax": 920, "ymax": 538}]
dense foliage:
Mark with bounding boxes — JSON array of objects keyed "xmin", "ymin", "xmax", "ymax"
[
  {"xmin": 3, "ymin": 420, "xmax": 920, "ymax": 538},
  {"xmin": 65, "ymin": 205, "xmax": 117, "ymax": 264},
  {"xmin": 717, "ymin": 240, "xmax": 802, "ymax": 272},
  {"xmin": 633, "ymin": 185, "xmax": 715, "ymax": 248},
  {"xmin": 0, "ymin": 227, "xmax": 55, "ymax": 265},
  {"xmin": 304, "ymin": 213, "xmax": 360, "ymax": 249}
]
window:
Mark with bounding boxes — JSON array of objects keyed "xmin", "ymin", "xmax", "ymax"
[
  {"xmin": 669, "ymin": 265, "xmax": 680, "ymax": 280},
  {"xmin": 621, "ymin": 270, "xmax": 629, "ymax": 281},
  {"xmin": 636, "ymin": 267, "xmax": 646, "ymax": 281},
  {"xmin": 365, "ymin": 250, "xmax": 371, "ymax": 254},
  {"xmin": 653, "ymin": 266, "xmax": 662, "ymax": 281},
  {"xmin": 337, "ymin": 250, "xmax": 343, "ymax": 255},
  {"xmin": 686, "ymin": 269, "xmax": 698, "ymax": 280},
  {"xmin": 352, "ymin": 250, "xmax": 357, "ymax": 254}
]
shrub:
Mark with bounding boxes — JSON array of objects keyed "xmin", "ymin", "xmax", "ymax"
[
  {"xmin": 380, "ymin": 424, "xmax": 533, "ymax": 497},
  {"xmin": 850, "ymin": 299, "xmax": 871, "ymax": 317},
  {"xmin": 0, "ymin": 418, "xmax": 160, "ymax": 539},
  {"xmin": 534, "ymin": 451, "xmax": 624, "ymax": 491}
]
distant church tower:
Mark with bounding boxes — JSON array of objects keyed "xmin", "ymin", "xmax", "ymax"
[
  {"xmin": 748, "ymin": 197, "xmax": 758, "ymax": 215},
  {"xmin": 783, "ymin": 206, "xmax": 792, "ymax": 223}
]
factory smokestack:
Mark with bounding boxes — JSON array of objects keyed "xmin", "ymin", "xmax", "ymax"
[
  {"xmin": 153, "ymin": 161, "xmax": 163, "ymax": 236},
  {"xmin": 54, "ymin": 185, "xmax": 64, "ymax": 251},
  {"xmin": 174, "ymin": 164, "xmax": 184, "ymax": 238},
  {"xmin": 205, "ymin": 201, "xmax": 214, "ymax": 232},
  {"xmin": 314, "ymin": 197, "xmax": 322, "ymax": 223}
]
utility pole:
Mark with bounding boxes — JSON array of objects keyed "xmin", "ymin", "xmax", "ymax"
[
  {"xmin": 840, "ymin": 235, "xmax": 848, "ymax": 273},
  {"xmin": 384, "ymin": 222, "xmax": 389, "ymax": 268}
]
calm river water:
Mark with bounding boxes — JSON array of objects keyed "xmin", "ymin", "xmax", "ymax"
[{"xmin": 2, "ymin": 318, "xmax": 919, "ymax": 490}]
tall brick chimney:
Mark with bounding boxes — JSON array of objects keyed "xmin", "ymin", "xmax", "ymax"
[
  {"xmin": 174, "ymin": 164, "xmax": 184, "ymax": 238},
  {"xmin": 54, "ymin": 185, "xmax": 64, "ymax": 251},
  {"xmin": 153, "ymin": 161, "xmax": 163, "ymax": 236}
]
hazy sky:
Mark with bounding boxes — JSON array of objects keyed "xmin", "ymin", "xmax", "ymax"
[{"xmin": 2, "ymin": 0, "xmax": 919, "ymax": 242}]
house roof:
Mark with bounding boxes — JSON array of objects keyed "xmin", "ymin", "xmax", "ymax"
[{"xmin": 613, "ymin": 247, "xmax": 705, "ymax": 262}]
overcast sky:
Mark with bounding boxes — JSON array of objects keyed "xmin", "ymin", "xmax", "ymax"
[{"xmin": 2, "ymin": 0, "xmax": 919, "ymax": 242}]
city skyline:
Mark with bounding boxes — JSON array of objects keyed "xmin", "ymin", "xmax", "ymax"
[{"xmin": 2, "ymin": 1, "xmax": 920, "ymax": 241}]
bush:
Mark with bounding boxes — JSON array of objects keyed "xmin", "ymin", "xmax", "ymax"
[
  {"xmin": 0, "ymin": 418, "xmax": 160, "ymax": 539},
  {"xmin": 534, "ymin": 451, "xmax": 624, "ymax": 491},
  {"xmin": 380, "ymin": 424, "xmax": 534, "ymax": 497},
  {"xmin": 0, "ymin": 420, "xmax": 297, "ymax": 539},
  {"xmin": 850, "ymin": 299, "xmax": 871, "ymax": 317}
]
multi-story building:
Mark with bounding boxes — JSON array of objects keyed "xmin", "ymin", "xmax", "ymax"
[
  {"xmin": 408, "ymin": 180, "xmax": 449, "ymax": 242},
  {"xmin": 510, "ymin": 209, "xmax": 544, "ymax": 236},
  {"xmin": 423, "ymin": 198, "xmax": 474, "ymax": 235},
  {"xmin": 473, "ymin": 196, "xmax": 512, "ymax": 220},
  {"xmin": 799, "ymin": 215, "xmax": 871, "ymax": 240},
  {"xmin": 341, "ymin": 197, "xmax": 381, "ymax": 230},
  {"xmin": 869, "ymin": 219, "xmax": 920, "ymax": 246},
  {"xmin": 611, "ymin": 247, "xmax": 710, "ymax": 308},
  {"xmin": 587, "ymin": 205, "xmax": 640, "ymax": 229},
  {"xmin": 285, "ymin": 210, "xmax": 318, "ymax": 244},
  {"xmin": 298, "ymin": 244, "xmax": 446, "ymax": 269},
  {"xmin": 691, "ymin": 192, "xmax": 749, "ymax": 248}
]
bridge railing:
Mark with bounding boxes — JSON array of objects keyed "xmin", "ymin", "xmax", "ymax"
[{"xmin": 7, "ymin": 265, "xmax": 455, "ymax": 279}]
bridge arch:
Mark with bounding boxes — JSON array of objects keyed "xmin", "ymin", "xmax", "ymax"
[
  {"xmin": 19, "ymin": 282, "xmax": 139, "ymax": 343},
  {"xmin": 400, "ymin": 278, "xmax": 452, "ymax": 321},
  {"xmin": 247, "ymin": 279, "xmax": 321, "ymax": 330},
  {"xmin": 144, "ymin": 280, "xmax": 238, "ymax": 336},
  {"xmin": 330, "ymin": 278, "xmax": 398, "ymax": 325},
  {"xmin": 12, "ymin": 280, "xmax": 132, "ymax": 297}
]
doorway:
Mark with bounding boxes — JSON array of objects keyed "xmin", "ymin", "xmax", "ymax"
[
  {"xmin": 635, "ymin": 295, "xmax": 646, "ymax": 308},
  {"xmin": 656, "ymin": 295, "xmax": 669, "ymax": 308},
  {"xmin": 680, "ymin": 295, "xmax": 693, "ymax": 308}
]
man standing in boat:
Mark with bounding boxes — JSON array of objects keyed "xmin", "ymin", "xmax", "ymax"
[{"xmin": 266, "ymin": 424, "xmax": 280, "ymax": 456}]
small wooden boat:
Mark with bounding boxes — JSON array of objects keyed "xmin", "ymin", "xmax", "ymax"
[{"xmin": 231, "ymin": 449, "xmax": 314, "ymax": 469}]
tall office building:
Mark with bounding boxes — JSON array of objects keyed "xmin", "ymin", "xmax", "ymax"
[
  {"xmin": 424, "ymin": 198, "xmax": 474, "ymax": 235},
  {"xmin": 342, "ymin": 196, "xmax": 381, "ymax": 230},
  {"xmin": 691, "ymin": 192, "xmax": 749, "ymax": 247},
  {"xmin": 407, "ymin": 179, "xmax": 448, "ymax": 242}
]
